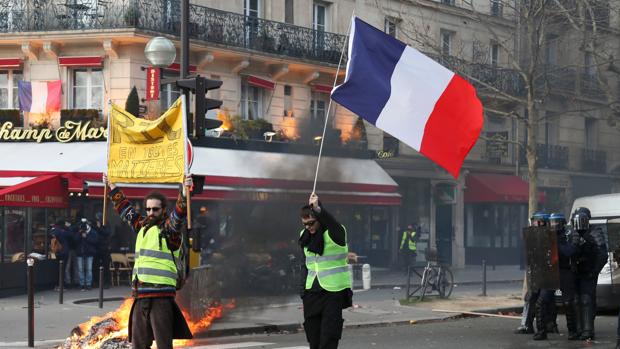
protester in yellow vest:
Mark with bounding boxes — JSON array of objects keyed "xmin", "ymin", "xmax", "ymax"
[
  {"xmin": 299, "ymin": 193, "xmax": 353, "ymax": 349},
  {"xmin": 103, "ymin": 173, "xmax": 193, "ymax": 349},
  {"xmin": 400, "ymin": 223, "xmax": 418, "ymax": 271}
]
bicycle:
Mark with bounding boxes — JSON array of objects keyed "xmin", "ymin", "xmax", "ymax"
[{"xmin": 406, "ymin": 251, "xmax": 454, "ymax": 301}]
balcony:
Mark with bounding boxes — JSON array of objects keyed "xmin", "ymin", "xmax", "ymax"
[
  {"xmin": 580, "ymin": 73, "xmax": 605, "ymax": 100},
  {"xmin": 0, "ymin": 0, "xmax": 346, "ymax": 65},
  {"xmin": 520, "ymin": 143, "xmax": 569, "ymax": 170},
  {"xmin": 581, "ymin": 148, "xmax": 606, "ymax": 172},
  {"xmin": 536, "ymin": 66, "xmax": 577, "ymax": 95}
]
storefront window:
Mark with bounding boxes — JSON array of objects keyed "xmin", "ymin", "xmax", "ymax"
[
  {"xmin": 466, "ymin": 204, "xmax": 527, "ymax": 248},
  {"xmin": 3, "ymin": 208, "xmax": 26, "ymax": 263}
]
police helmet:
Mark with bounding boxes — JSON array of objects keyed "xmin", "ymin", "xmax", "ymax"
[
  {"xmin": 549, "ymin": 213, "xmax": 566, "ymax": 232},
  {"xmin": 575, "ymin": 207, "xmax": 591, "ymax": 219},
  {"xmin": 572, "ymin": 210, "xmax": 590, "ymax": 231},
  {"xmin": 530, "ymin": 212, "xmax": 549, "ymax": 227}
]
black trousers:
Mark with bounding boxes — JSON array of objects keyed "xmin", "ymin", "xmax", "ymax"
[
  {"xmin": 131, "ymin": 298, "xmax": 175, "ymax": 349},
  {"xmin": 303, "ymin": 291, "xmax": 346, "ymax": 349}
]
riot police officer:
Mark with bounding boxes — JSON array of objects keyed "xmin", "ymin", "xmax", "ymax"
[
  {"xmin": 572, "ymin": 207, "xmax": 607, "ymax": 341},
  {"xmin": 515, "ymin": 212, "xmax": 549, "ymax": 335}
]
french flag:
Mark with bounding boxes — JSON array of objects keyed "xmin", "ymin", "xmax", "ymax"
[
  {"xmin": 18, "ymin": 80, "xmax": 62, "ymax": 114},
  {"xmin": 331, "ymin": 17, "xmax": 483, "ymax": 178}
]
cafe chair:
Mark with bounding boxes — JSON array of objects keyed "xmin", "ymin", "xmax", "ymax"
[{"xmin": 110, "ymin": 253, "xmax": 132, "ymax": 286}]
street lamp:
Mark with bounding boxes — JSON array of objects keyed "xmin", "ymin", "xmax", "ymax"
[{"xmin": 144, "ymin": 36, "xmax": 176, "ymax": 68}]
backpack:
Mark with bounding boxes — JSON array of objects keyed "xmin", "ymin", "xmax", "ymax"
[{"xmin": 51, "ymin": 237, "xmax": 63, "ymax": 254}]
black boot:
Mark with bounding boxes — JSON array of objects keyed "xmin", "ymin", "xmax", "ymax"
[
  {"xmin": 546, "ymin": 300, "xmax": 559, "ymax": 333},
  {"xmin": 564, "ymin": 300, "xmax": 580, "ymax": 340},
  {"xmin": 579, "ymin": 294, "xmax": 595, "ymax": 341},
  {"xmin": 533, "ymin": 298, "xmax": 547, "ymax": 340}
]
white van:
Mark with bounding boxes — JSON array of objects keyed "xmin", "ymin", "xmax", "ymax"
[{"xmin": 569, "ymin": 193, "xmax": 620, "ymax": 309}]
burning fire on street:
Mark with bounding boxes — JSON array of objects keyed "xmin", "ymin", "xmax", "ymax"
[{"xmin": 58, "ymin": 298, "xmax": 235, "ymax": 349}]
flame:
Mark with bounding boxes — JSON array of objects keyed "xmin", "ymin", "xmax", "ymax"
[
  {"xmin": 217, "ymin": 108, "xmax": 233, "ymax": 131},
  {"xmin": 58, "ymin": 298, "xmax": 235, "ymax": 348}
]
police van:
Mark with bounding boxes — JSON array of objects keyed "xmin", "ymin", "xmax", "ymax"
[{"xmin": 567, "ymin": 193, "xmax": 620, "ymax": 309}]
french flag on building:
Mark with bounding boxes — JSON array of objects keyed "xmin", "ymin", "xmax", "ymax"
[
  {"xmin": 18, "ymin": 80, "xmax": 62, "ymax": 114},
  {"xmin": 331, "ymin": 17, "xmax": 483, "ymax": 178}
]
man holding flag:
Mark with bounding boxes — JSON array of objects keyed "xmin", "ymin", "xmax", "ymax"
[{"xmin": 103, "ymin": 97, "xmax": 193, "ymax": 349}]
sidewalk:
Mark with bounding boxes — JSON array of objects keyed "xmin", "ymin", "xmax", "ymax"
[{"xmin": 0, "ymin": 265, "xmax": 523, "ymax": 348}]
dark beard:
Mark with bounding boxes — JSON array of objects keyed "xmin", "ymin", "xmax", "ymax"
[{"xmin": 143, "ymin": 214, "xmax": 165, "ymax": 233}]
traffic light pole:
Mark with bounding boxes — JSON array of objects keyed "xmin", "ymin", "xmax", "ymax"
[{"xmin": 181, "ymin": 0, "xmax": 192, "ymax": 137}]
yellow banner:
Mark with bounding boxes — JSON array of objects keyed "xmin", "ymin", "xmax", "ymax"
[{"xmin": 107, "ymin": 97, "xmax": 186, "ymax": 183}]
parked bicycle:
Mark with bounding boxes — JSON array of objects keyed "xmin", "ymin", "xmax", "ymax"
[{"xmin": 406, "ymin": 249, "xmax": 454, "ymax": 301}]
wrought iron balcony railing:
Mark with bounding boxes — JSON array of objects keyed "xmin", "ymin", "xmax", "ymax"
[
  {"xmin": 0, "ymin": 0, "xmax": 346, "ymax": 65},
  {"xmin": 580, "ymin": 73, "xmax": 605, "ymax": 100},
  {"xmin": 581, "ymin": 148, "xmax": 606, "ymax": 172},
  {"xmin": 520, "ymin": 143, "xmax": 569, "ymax": 170}
]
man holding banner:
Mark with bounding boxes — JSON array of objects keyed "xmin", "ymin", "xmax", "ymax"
[{"xmin": 103, "ymin": 97, "xmax": 193, "ymax": 349}]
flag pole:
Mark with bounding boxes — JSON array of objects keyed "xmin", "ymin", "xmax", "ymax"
[
  {"xmin": 103, "ymin": 100, "xmax": 112, "ymax": 227},
  {"xmin": 312, "ymin": 15, "xmax": 353, "ymax": 194},
  {"xmin": 181, "ymin": 95, "xmax": 192, "ymax": 229}
]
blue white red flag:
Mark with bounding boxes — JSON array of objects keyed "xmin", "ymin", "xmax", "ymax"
[
  {"xmin": 18, "ymin": 80, "xmax": 62, "ymax": 114},
  {"xmin": 331, "ymin": 17, "xmax": 484, "ymax": 178}
]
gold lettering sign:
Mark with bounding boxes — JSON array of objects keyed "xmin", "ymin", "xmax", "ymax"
[{"xmin": 0, "ymin": 121, "xmax": 107, "ymax": 143}]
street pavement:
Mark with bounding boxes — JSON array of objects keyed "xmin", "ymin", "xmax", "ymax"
[{"xmin": 0, "ymin": 265, "xmax": 524, "ymax": 348}]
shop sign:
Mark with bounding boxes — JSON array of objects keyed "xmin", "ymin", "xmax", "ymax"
[
  {"xmin": 146, "ymin": 67, "xmax": 160, "ymax": 101},
  {"xmin": 0, "ymin": 121, "xmax": 107, "ymax": 143}
]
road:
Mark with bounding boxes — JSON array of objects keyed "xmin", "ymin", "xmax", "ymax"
[{"xmin": 184, "ymin": 315, "xmax": 620, "ymax": 349}]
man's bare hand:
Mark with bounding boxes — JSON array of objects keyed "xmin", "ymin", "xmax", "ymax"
[
  {"xmin": 102, "ymin": 173, "xmax": 116, "ymax": 190},
  {"xmin": 182, "ymin": 174, "xmax": 194, "ymax": 197}
]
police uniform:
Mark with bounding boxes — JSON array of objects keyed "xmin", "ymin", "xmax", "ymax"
[{"xmin": 299, "ymin": 207, "xmax": 352, "ymax": 349}]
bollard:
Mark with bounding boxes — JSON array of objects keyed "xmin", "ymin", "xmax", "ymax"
[
  {"xmin": 348, "ymin": 264, "xmax": 354, "ymax": 289},
  {"xmin": 362, "ymin": 264, "xmax": 371, "ymax": 290},
  {"xmin": 59, "ymin": 260, "xmax": 64, "ymax": 304},
  {"xmin": 98, "ymin": 266, "xmax": 104, "ymax": 309},
  {"xmin": 27, "ymin": 257, "xmax": 35, "ymax": 347},
  {"xmin": 482, "ymin": 259, "xmax": 487, "ymax": 297}
]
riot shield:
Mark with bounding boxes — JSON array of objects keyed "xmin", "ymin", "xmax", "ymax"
[
  {"xmin": 523, "ymin": 226, "xmax": 560, "ymax": 290},
  {"xmin": 606, "ymin": 218, "xmax": 620, "ymax": 291}
]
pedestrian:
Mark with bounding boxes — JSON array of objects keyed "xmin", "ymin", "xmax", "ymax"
[
  {"xmin": 93, "ymin": 213, "xmax": 112, "ymax": 288},
  {"xmin": 75, "ymin": 219, "xmax": 98, "ymax": 291},
  {"xmin": 399, "ymin": 223, "xmax": 418, "ymax": 272},
  {"xmin": 103, "ymin": 173, "xmax": 193, "ymax": 349},
  {"xmin": 299, "ymin": 192, "xmax": 353, "ymax": 349},
  {"xmin": 49, "ymin": 219, "xmax": 73, "ymax": 289},
  {"xmin": 571, "ymin": 207, "xmax": 607, "ymax": 341},
  {"xmin": 193, "ymin": 206, "xmax": 216, "ymax": 264},
  {"xmin": 515, "ymin": 212, "xmax": 548, "ymax": 335}
]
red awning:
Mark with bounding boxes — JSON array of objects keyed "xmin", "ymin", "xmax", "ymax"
[
  {"xmin": 465, "ymin": 173, "xmax": 543, "ymax": 203},
  {"xmin": 312, "ymin": 84, "xmax": 332, "ymax": 94},
  {"xmin": 247, "ymin": 75, "xmax": 275, "ymax": 90},
  {"xmin": 0, "ymin": 175, "xmax": 68, "ymax": 208},
  {"xmin": 0, "ymin": 58, "xmax": 23, "ymax": 69},
  {"xmin": 58, "ymin": 56, "xmax": 103, "ymax": 67},
  {"xmin": 167, "ymin": 63, "xmax": 197, "ymax": 73}
]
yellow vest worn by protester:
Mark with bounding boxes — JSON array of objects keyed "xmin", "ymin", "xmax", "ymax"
[
  {"xmin": 400, "ymin": 230, "xmax": 417, "ymax": 251},
  {"xmin": 301, "ymin": 227, "xmax": 352, "ymax": 292},
  {"xmin": 133, "ymin": 225, "xmax": 179, "ymax": 287}
]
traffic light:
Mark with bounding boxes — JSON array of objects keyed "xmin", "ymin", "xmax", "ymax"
[{"xmin": 176, "ymin": 75, "xmax": 223, "ymax": 138}]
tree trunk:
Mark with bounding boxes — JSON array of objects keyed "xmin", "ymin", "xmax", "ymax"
[{"xmin": 526, "ymin": 100, "xmax": 538, "ymax": 218}]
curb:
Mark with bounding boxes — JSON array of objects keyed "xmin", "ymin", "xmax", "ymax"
[
  {"xmin": 198, "ymin": 305, "xmax": 524, "ymax": 338},
  {"xmin": 73, "ymin": 296, "xmax": 126, "ymax": 305},
  {"xmin": 362, "ymin": 279, "xmax": 522, "ymax": 290}
]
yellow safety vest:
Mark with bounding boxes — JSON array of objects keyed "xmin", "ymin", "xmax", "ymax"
[
  {"xmin": 301, "ymin": 227, "xmax": 352, "ymax": 292},
  {"xmin": 400, "ymin": 230, "xmax": 417, "ymax": 251},
  {"xmin": 133, "ymin": 225, "xmax": 178, "ymax": 287}
]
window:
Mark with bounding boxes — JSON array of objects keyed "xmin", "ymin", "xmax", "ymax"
[
  {"xmin": 244, "ymin": 0, "xmax": 261, "ymax": 17},
  {"xmin": 313, "ymin": 2, "xmax": 327, "ymax": 32},
  {"xmin": 71, "ymin": 69, "xmax": 103, "ymax": 110},
  {"xmin": 285, "ymin": 0, "xmax": 294, "ymax": 23},
  {"xmin": 283, "ymin": 85, "xmax": 293, "ymax": 117},
  {"xmin": 585, "ymin": 118, "xmax": 597, "ymax": 149},
  {"xmin": 440, "ymin": 29, "xmax": 453, "ymax": 56},
  {"xmin": 490, "ymin": 0, "xmax": 502, "ymax": 16},
  {"xmin": 244, "ymin": 0, "xmax": 261, "ymax": 46},
  {"xmin": 441, "ymin": 0, "xmax": 455, "ymax": 5},
  {"xmin": 160, "ymin": 69, "xmax": 181, "ymax": 110},
  {"xmin": 384, "ymin": 18, "xmax": 397, "ymax": 37},
  {"xmin": 0, "ymin": 70, "xmax": 22, "ymax": 109},
  {"xmin": 545, "ymin": 35, "xmax": 558, "ymax": 66},
  {"xmin": 490, "ymin": 42, "xmax": 499, "ymax": 66},
  {"xmin": 585, "ymin": 52, "xmax": 597, "ymax": 78},
  {"xmin": 310, "ymin": 93, "xmax": 327, "ymax": 123},
  {"xmin": 241, "ymin": 78, "xmax": 263, "ymax": 120},
  {"xmin": 544, "ymin": 117, "xmax": 558, "ymax": 145}
]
